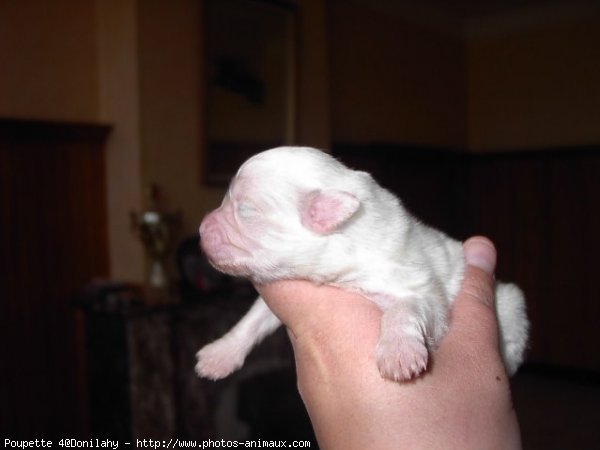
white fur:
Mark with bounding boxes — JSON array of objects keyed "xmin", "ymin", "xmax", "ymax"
[{"xmin": 196, "ymin": 146, "xmax": 529, "ymax": 381}]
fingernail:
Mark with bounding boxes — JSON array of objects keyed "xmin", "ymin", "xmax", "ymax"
[{"xmin": 464, "ymin": 237, "xmax": 496, "ymax": 275}]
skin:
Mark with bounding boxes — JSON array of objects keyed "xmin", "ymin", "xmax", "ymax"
[{"xmin": 257, "ymin": 236, "xmax": 522, "ymax": 450}]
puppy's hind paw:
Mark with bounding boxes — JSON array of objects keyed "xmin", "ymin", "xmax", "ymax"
[
  {"xmin": 376, "ymin": 335, "xmax": 429, "ymax": 382},
  {"xmin": 195, "ymin": 339, "xmax": 244, "ymax": 380}
]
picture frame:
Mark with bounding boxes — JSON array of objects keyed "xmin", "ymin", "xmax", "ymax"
[{"xmin": 202, "ymin": 0, "xmax": 297, "ymax": 185}]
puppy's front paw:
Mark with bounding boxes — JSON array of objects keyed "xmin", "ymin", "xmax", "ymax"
[
  {"xmin": 376, "ymin": 335, "xmax": 428, "ymax": 382},
  {"xmin": 195, "ymin": 338, "xmax": 244, "ymax": 380}
]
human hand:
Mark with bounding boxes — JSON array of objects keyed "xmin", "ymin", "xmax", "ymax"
[{"xmin": 257, "ymin": 236, "xmax": 521, "ymax": 450}]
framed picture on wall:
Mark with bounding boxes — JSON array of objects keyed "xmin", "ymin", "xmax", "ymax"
[{"xmin": 202, "ymin": 0, "xmax": 297, "ymax": 185}]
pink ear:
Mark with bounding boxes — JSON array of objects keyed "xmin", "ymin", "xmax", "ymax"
[{"xmin": 301, "ymin": 190, "xmax": 360, "ymax": 234}]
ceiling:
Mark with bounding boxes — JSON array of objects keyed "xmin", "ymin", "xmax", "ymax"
[
  {"xmin": 357, "ymin": 0, "xmax": 589, "ymax": 19},
  {"xmin": 422, "ymin": 0, "xmax": 564, "ymax": 18}
]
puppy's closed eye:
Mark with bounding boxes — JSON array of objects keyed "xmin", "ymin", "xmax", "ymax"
[{"xmin": 237, "ymin": 201, "xmax": 258, "ymax": 219}]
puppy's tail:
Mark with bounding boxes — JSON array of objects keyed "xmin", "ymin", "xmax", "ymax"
[{"xmin": 495, "ymin": 282, "xmax": 530, "ymax": 375}]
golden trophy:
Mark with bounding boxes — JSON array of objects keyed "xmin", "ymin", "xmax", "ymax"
[{"xmin": 131, "ymin": 184, "xmax": 181, "ymax": 291}]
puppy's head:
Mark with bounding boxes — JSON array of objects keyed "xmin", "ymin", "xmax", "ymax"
[{"xmin": 199, "ymin": 147, "xmax": 364, "ymax": 283}]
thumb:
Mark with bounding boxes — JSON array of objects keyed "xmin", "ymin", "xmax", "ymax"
[
  {"xmin": 449, "ymin": 236, "xmax": 500, "ymax": 346},
  {"xmin": 460, "ymin": 236, "xmax": 497, "ymax": 309},
  {"xmin": 464, "ymin": 235, "xmax": 497, "ymax": 275}
]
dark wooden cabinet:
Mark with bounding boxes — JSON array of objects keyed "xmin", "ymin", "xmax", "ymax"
[{"xmin": 79, "ymin": 289, "xmax": 313, "ymax": 441}]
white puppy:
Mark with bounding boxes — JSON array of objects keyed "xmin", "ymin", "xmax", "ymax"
[{"xmin": 196, "ymin": 146, "xmax": 529, "ymax": 382}]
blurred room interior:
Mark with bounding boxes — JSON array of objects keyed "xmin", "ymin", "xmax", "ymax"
[{"xmin": 1, "ymin": 0, "xmax": 599, "ymax": 448}]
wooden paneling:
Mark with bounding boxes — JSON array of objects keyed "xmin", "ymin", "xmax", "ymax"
[
  {"xmin": 334, "ymin": 144, "xmax": 600, "ymax": 372},
  {"xmin": 0, "ymin": 119, "xmax": 110, "ymax": 437},
  {"xmin": 334, "ymin": 144, "xmax": 468, "ymax": 239},
  {"xmin": 465, "ymin": 151, "xmax": 600, "ymax": 369}
]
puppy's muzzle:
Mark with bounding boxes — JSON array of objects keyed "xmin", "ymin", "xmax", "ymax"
[{"xmin": 199, "ymin": 213, "xmax": 226, "ymax": 259}]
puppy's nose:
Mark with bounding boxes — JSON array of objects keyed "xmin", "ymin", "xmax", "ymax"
[
  {"xmin": 199, "ymin": 212, "xmax": 216, "ymax": 237},
  {"xmin": 199, "ymin": 213, "xmax": 225, "ymax": 255}
]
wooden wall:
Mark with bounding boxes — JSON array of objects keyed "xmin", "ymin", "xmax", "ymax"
[
  {"xmin": 0, "ymin": 119, "xmax": 110, "ymax": 437},
  {"xmin": 334, "ymin": 144, "xmax": 600, "ymax": 372}
]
